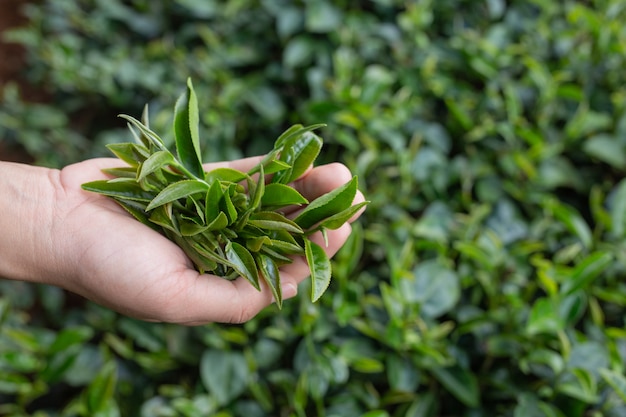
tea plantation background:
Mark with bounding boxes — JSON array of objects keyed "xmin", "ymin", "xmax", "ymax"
[{"xmin": 2, "ymin": 1, "xmax": 626, "ymax": 416}]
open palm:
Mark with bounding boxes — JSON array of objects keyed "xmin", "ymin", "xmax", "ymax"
[{"xmin": 48, "ymin": 157, "xmax": 362, "ymax": 325}]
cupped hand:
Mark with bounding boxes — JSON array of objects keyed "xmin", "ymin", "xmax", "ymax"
[{"xmin": 47, "ymin": 157, "xmax": 364, "ymax": 325}]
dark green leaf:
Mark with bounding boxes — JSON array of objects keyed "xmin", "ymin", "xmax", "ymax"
[
  {"xmin": 257, "ymin": 253, "xmax": 282, "ymax": 308},
  {"xmin": 544, "ymin": 198, "xmax": 592, "ymax": 249},
  {"xmin": 174, "ymin": 78, "xmax": 204, "ymax": 179},
  {"xmin": 249, "ymin": 164, "xmax": 265, "ymax": 212},
  {"xmin": 205, "ymin": 180, "xmax": 223, "ymax": 222},
  {"xmin": 305, "ymin": 239, "xmax": 332, "ymax": 302},
  {"xmin": 85, "ymin": 361, "xmax": 117, "ymax": 414},
  {"xmin": 226, "ymin": 241, "xmax": 260, "ymax": 290},
  {"xmin": 82, "ymin": 179, "xmax": 156, "ymax": 202},
  {"xmin": 431, "ymin": 365, "xmax": 480, "ymax": 408},
  {"xmin": 112, "ymin": 198, "xmax": 155, "ymax": 228},
  {"xmin": 600, "ymin": 369, "xmax": 626, "ymax": 402},
  {"xmin": 221, "ymin": 185, "xmax": 239, "ymax": 224},
  {"xmin": 561, "ymin": 251, "xmax": 613, "ymax": 295},
  {"xmin": 273, "ymin": 131, "xmax": 323, "ymax": 184},
  {"xmin": 146, "ymin": 180, "xmax": 209, "ymax": 211},
  {"xmin": 200, "ymin": 350, "xmax": 250, "ymax": 406},
  {"xmin": 294, "ymin": 176, "xmax": 358, "ymax": 229},
  {"xmin": 312, "ymin": 201, "xmax": 368, "ymax": 231}
]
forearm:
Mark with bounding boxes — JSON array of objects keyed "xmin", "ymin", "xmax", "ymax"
[{"xmin": 0, "ymin": 161, "xmax": 58, "ymax": 283}]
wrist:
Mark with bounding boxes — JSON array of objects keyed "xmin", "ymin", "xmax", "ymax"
[{"xmin": 0, "ymin": 161, "xmax": 60, "ymax": 284}]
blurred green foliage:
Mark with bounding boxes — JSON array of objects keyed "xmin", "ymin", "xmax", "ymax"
[{"xmin": 2, "ymin": 0, "xmax": 626, "ymax": 416}]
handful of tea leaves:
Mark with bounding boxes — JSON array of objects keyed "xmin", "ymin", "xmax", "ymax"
[{"xmin": 82, "ymin": 79, "xmax": 367, "ymax": 307}]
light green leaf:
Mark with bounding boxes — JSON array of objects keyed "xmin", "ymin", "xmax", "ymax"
[
  {"xmin": 119, "ymin": 114, "xmax": 167, "ymax": 151},
  {"xmin": 249, "ymin": 211, "xmax": 304, "ymax": 234},
  {"xmin": 105, "ymin": 142, "xmax": 149, "ymax": 167},
  {"xmin": 561, "ymin": 251, "xmax": 613, "ymax": 295},
  {"xmin": 262, "ymin": 183, "xmax": 309, "ymax": 207},
  {"xmin": 205, "ymin": 167, "xmax": 248, "ymax": 184},
  {"xmin": 138, "ymin": 150, "xmax": 175, "ymax": 181},
  {"xmin": 305, "ymin": 239, "xmax": 332, "ymax": 302},
  {"xmin": 146, "ymin": 180, "xmax": 209, "ymax": 211},
  {"xmin": 174, "ymin": 78, "xmax": 204, "ymax": 179}
]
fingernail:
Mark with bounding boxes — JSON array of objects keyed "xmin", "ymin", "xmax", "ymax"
[{"xmin": 282, "ymin": 282, "xmax": 298, "ymax": 299}]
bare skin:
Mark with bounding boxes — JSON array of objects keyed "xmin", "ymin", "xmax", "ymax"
[{"xmin": 0, "ymin": 157, "xmax": 364, "ymax": 325}]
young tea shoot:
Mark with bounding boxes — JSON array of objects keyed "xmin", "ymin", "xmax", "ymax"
[{"xmin": 82, "ymin": 79, "xmax": 367, "ymax": 307}]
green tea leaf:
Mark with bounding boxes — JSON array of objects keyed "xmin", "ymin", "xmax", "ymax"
[
  {"xmin": 561, "ymin": 251, "xmax": 613, "ymax": 295},
  {"xmin": 431, "ymin": 365, "xmax": 480, "ymax": 408},
  {"xmin": 257, "ymin": 253, "xmax": 282, "ymax": 308},
  {"xmin": 600, "ymin": 368, "xmax": 626, "ymax": 402},
  {"xmin": 138, "ymin": 150, "xmax": 175, "ymax": 181},
  {"xmin": 146, "ymin": 180, "xmax": 209, "ymax": 211},
  {"xmin": 200, "ymin": 350, "xmax": 250, "ymax": 406},
  {"xmin": 205, "ymin": 180, "xmax": 223, "ymax": 222},
  {"xmin": 221, "ymin": 185, "xmax": 239, "ymax": 224},
  {"xmin": 311, "ymin": 200, "xmax": 368, "ymax": 231},
  {"xmin": 149, "ymin": 204, "xmax": 179, "ymax": 235},
  {"xmin": 249, "ymin": 211, "xmax": 304, "ymax": 234},
  {"xmin": 206, "ymin": 211, "xmax": 228, "ymax": 231},
  {"xmin": 246, "ymin": 235, "xmax": 272, "ymax": 252},
  {"xmin": 82, "ymin": 179, "xmax": 156, "ymax": 202},
  {"xmin": 101, "ymin": 166, "xmax": 138, "ymax": 178},
  {"xmin": 174, "ymin": 78, "xmax": 204, "ymax": 179},
  {"xmin": 275, "ymin": 123, "xmax": 326, "ymax": 148},
  {"xmin": 262, "ymin": 183, "xmax": 309, "ymax": 207},
  {"xmin": 106, "ymin": 142, "xmax": 149, "ymax": 167},
  {"xmin": 268, "ymin": 239, "xmax": 304, "ymax": 255},
  {"xmin": 225, "ymin": 241, "xmax": 260, "ymax": 290},
  {"xmin": 85, "ymin": 361, "xmax": 117, "ymax": 414},
  {"xmin": 305, "ymin": 239, "xmax": 331, "ymax": 302},
  {"xmin": 205, "ymin": 167, "xmax": 249, "ymax": 185},
  {"xmin": 273, "ymin": 131, "xmax": 323, "ymax": 184},
  {"xmin": 294, "ymin": 176, "xmax": 358, "ymax": 229},
  {"xmin": 119, "ymin": 115, "xmax": 167, "ymax": 151},
  {"xmin": 113, "ymin": 198, "xmax": 156, "ymax": 229},
  {"xmin": 248, "ymin": 164, "xmax": 265, "ymax": 212}
]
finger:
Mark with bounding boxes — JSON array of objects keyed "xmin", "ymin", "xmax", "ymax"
[
  {"xmin": 203, "ymin": 155, "xmax": 264, "ymax": 173},
  {"xmin": 292, "ymin": 162, "xmax": 353, "ymax": 201},
  {"xmin": 166, "ymin": 224, "xmax": 352, "ymax": 325},
  {"xmin": 163, "ymin": 269, "xmax": 289, "ymax": 325},
  {"xmin": 277, "ymin": 223, "xmax": 353, "ymax": 287}
]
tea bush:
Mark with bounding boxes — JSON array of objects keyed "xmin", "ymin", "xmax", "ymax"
[{"xmin": 2, "ymin": 1, "xmax": 626, "ymax": 416}]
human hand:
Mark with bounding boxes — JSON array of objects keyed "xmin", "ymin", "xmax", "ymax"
[{"xmin": 42, "ymin": 157, "xmax": 364, "ymax": 325}]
